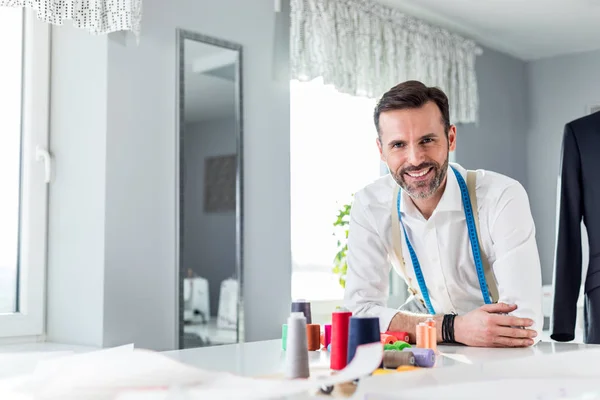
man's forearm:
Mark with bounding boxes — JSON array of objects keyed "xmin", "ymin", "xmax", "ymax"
[{"xmin": 387, "ymin": 311, "xmax": 443, "ymax": 344}]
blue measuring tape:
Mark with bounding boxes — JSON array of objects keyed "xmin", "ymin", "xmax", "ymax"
[{"xmin": 397, "ymin": 166, "xmax": 492, "ymax": 315}]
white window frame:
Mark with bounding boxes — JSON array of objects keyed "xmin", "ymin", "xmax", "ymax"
[{"xmin": 0, "ymin": 9, "xmax": 50, "ymax": 339}]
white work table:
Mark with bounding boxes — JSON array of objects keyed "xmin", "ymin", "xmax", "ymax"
[
  {"xmin": 162, "ymin": 338, "xmax": 596, "ymax": 376},
  {"xmin": 1, "ymin": 339, "xmax": 599, "ymax": 399},
  {"xmin": 162, "ymin": 339, "xmax": 600, "ymax": 399}
]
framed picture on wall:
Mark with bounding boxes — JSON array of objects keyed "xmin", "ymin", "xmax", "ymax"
[{"xmin": 204, "ymin": 154, "xmax": 236, "ymax": 213}]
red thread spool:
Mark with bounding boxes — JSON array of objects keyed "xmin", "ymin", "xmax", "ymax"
[
  {"xmin": 380, "ymin": 333, "xmax": 397, "ymax": 345},
  {"xmin": 385, "ymin": 331, "xmax": 410, "ymax": 343},
  {"xmin": 330, "ymin": 310, "xmax": 352, "ymax": 370}
]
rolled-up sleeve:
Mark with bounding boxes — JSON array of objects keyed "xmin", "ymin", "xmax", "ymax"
[
  {"xmin": 343, "ymin": 191, "xmax": 398, "ymax": 332},
  {"xmin": 489, "ymin": 182, "xmax": 544, "ymax": 342}
]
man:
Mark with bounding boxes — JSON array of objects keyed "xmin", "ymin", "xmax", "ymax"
[{"xmin": 343, "ymin": 81, "xmax": 543, "ymax": 347}]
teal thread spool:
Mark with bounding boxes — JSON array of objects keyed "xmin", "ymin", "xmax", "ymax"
[{"xmin": 282, "ymin": 324, "xmax": 288, "ymax": 350}]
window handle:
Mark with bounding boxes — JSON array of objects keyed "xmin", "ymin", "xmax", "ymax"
[{"xmin": 35, "ymin": 145, "xmax": 52, "ymax": 183}]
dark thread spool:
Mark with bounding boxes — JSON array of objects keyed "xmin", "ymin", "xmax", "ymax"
[
  {"xmin": 291, "ymin": 300, "xmax": 312, "ymax": 324},
  {"xmin": 403, "ymin": 347, "xmax": 436, "ymax": 368},
  {"xmin": 383, "ymin": 350, "xmax": 415, "ymax": 369},
  {"xmin": 347, "ymin": 316, "xmax": 380, "ymax": 365}
]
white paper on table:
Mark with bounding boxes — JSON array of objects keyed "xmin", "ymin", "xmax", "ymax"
[
  {"xmin": 353, "ymin": 347, "xmax": 600, "ymax": 400},
  {"xmin": 0, "ymin": 351, "xmax": 74, "ymax": 379},
  {"xmin": 9, "ymin": 345, "xmax": 224, "ymax": 400},
  {"xmin": 0, "ymin": 342, "xmax": 384, "ymax": 400}
]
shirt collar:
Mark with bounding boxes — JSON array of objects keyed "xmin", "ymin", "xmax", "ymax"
[{"xmin": 399, "ymin": 164, "xmax": 463, "ymax": 218}]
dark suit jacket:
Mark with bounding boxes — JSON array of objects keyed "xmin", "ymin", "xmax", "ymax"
[{"xmin": 551, "ymin": 110, "xmax": 600, "ymax": 343}]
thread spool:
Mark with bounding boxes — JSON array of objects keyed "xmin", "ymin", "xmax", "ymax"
[
  {"xmin": 426, "ymin": 318, "xmax": 437, "ymax": 352},
  {"xmin": 402, "ymin": 347, "xmax": 436, "ymax": 368},
  {"xmin": 282, "ymin": 324, "xmax": 288, "ymax": 350},
  {"xmin": 327, "ymin": 343, "xmax": 331, "ymax": 352},
  {"xmin": 385, "ymin": 331, "xmax": 410, "ymax": 343},
  {"xmin": 383, "ymin": 350, "xmax": 415, "ymax": 369},
  {"xmin": 284, "ymin": 312, "xmax": 310, "ymax": 379},
  {"xmin": 380, "ymin": 333, "xmax": 397, "ymax": 345},
  {"xmin": 347, "ymin": 316, "xmax": 380, "ymax": 365},
  {"xmin": 383, "ymin": 341, "xmax": 411, "ymax": 351},
  {"xmin": 307, "ymin": 324, "xmax": 321, "ymax": 351},
  {"xmin": 330, "ymin": 309, "xmax": 352, "ymax": 370},
  {"xmin": 323, "ymin": 324, "xmax": 332, "ymax": 348},
  {"xmin": 389, "ymin": 341, "xmax": 411, "ymax": 351},
  {"xmin": 396, "ymin": 365, "xmax": 420, "ymax": 372},
  {"xmin": 416, "ymin": 323, "xmax": 429, "ymax": 348},
  {"xmin": 291, "ymin": 299, "xmax": 312, "ymax": 324},
  {"xmin": 372, "ymin": 368, "xmax": 396, "ymax": 375}
]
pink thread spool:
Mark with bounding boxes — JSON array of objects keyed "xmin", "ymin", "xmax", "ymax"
[{"xmin": 323, "ymin": 324, "xmax": 332, "ymax": 348}]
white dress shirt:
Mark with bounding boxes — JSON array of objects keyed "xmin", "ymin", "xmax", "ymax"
[{"xmin": 343, "ymin": 162, "xmax": 544, "ymax": 338}]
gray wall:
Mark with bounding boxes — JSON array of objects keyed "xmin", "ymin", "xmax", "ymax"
[
  {"xmin": 183, "ymin": 119, "xmax": 237, "ymax": 317},
  {"xmin": 526, "ymin": 49, "xmax": 600, "ymax": 284},
  {"xmin": 47, "ymin": 0, "xmax": 291, "ymax": 349},
  {"xmin": 454, "ymin": 46, "xmax": 529, "ymax": 190}
]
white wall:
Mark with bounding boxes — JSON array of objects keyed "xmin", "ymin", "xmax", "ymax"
[
  {"xmin": 526, "ymin": 49, "xmax": 600, "ymax": 284},
  {"xmin": 47, "ymin": 26, "xmax": 107, "ymax": 347},
  {"xmin": 183, "ymin": 120, "xmax": 237, "ymax": 317},
  {"xmin": 47, "ymin": 0, "xmax": 291, "ymax": 350}
]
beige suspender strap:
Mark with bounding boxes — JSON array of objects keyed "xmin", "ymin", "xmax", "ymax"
[
  {"xmin": 466, "ymin": 170, "xmax": 499, "ymax": 303},
  {"xmin": 390, "ymin": 185, "xmax": 418, "ymax": 297}
]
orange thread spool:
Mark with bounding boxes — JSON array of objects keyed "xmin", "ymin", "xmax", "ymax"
[
  {"xmin": 380, "ymin": 333, "xmax": 397, "ymax": 345},
  {"xmin": 385, "ymin": 331, "xmax": 410, "ymax": 343},
  {"xmin": 306, "ymin": 324, "xmax": 321, "ymax": 351},
  {"xmin": 426, "ymin": 318, "xmax": 437, "ymax": 351},
  {"xmin": 416, "ymin": 323, "xmax": 428, "ymax": 348}
]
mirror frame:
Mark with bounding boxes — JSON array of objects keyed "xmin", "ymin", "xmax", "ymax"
[{"xmin": 175, "ymin": 28, "xmax": 244, "ymax": 350}]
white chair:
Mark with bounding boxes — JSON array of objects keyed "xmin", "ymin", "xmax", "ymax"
[
  {"xmin": 217, "ymin": 278, "xmax": 238, "ymax": 330},
  {"xmin": 183, "ymin": 276, "xmax": 210, "ymax": 324}
]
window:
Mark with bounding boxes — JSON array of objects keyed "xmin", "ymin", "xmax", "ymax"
[
  {"xmin": 290, "ymin": 78, "xmax": 382, "ymax": 302},
  {"xmin": 0, "ymin": 8, "xmax": 50, "ymax": 338}
]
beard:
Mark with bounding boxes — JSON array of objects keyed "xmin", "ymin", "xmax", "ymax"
[{"xmin": 392, "ymin": 155, "xmax": 449, "ymax": 200}]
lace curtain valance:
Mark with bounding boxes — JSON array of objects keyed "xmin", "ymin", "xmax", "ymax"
[
  {"xmin": 291, "ymin": 0, "xmax": 481, "ymax": 124},
  {"xmin": 0, "ymin": 0, "xmax": 142, "ymax": 37}
]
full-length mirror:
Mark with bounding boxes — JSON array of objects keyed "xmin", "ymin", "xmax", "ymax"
[{"xmin": 177, "ymin": 29, "xmax": 243, "ymax": 349}]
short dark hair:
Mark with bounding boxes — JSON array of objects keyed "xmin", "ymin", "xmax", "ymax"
[{"xmin": 373, "ymin": 80, "xmax": 450, "ymax": 138}]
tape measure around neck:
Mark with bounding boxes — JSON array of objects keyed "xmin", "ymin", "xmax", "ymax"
[{"xmin": 396, "ymin": 166, "xmax": 492, "ymax": 315}]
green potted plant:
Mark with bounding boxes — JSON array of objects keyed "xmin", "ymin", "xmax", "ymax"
[{"xmin": 332, "ymin": 197, "xmax": 352, "ymax": 288}]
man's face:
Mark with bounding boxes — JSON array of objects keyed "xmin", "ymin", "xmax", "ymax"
[{"xmin": 377, "ymin": 101, "xmax": 456, "ymax": 199}]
